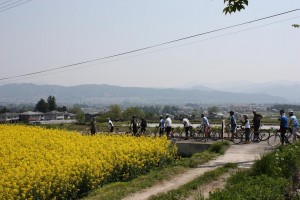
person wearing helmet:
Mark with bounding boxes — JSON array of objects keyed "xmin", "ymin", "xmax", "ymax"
[
  {"xmin": 201, "ymin": 114, "xmax": 210, "ymax": 138},
  {"xmin": 108, "ymin": 118, "xmax": 114, "ymax": 132},
  {"xmin": 252, "ymin": 110, "xmax": 263, "ymax": 142},
  {"xmin": 158, "ymin": 115, "xmax": 165, "ymax": 137},
  {"xmin": 165, "ymin": 114, "xmax": 172, "ymax": 138},
  {"xmin": 229, "ymin": 111, "xmax": 237, "ymax": 141},
  {"xmin": 182, "ymin": 116, "xmax": 192, "ymax": 140},
  {"xmin": 278, "ymin": 109, "xmax": 289, "ymax": 145},
  {"xmin": 288, "ymin": 111, "xmax": 299, "ymax": 142}
]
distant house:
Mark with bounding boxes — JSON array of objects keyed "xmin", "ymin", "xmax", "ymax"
[
  {"xmin": 64, "ymin": 112, "xmax": 76, "ymax": 119},
  {"xmin": 44, "ymin": 110, "xmax": 64, "ymax": 120},
  {"xmin": 0, "ymin": 113, "xmax": 19, "ymax": 123},
  {"xmin": 19, "ymin": 111, "xmax": 44, "ymax": 123},
  {"xmin": 84, "ymin": 112, "xmax": 103, "ymax": 122}
]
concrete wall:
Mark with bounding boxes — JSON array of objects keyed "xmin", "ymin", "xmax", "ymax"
[{"xmin": 176, "ymin": 142, "xmax": 211, "ymax": 157}]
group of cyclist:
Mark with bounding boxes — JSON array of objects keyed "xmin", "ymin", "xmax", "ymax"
[
  {"xmin": 157, "ymin": 113, "xmax": 211, "ymax": 140},
  {"xmin": 91, "ymin": 109, "xmax": 299, "ymax": 144},
  {"xmin": 279, "ymin": 109, "xmax": 299, "ymax": 145}
]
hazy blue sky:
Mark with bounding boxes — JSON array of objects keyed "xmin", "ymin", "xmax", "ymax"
[{"xmin": 0, "ymin": 0, "xmax": 299, "ymax": 88}]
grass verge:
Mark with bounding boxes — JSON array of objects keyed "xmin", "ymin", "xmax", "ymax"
[
  {"xmin": 208, "ymin": 141, "xmax": 300, "ymax": 199},
  {"xmin": 83, "ymin": 141, "xmax": 230, "ymax": 200},
  {"xmin": 148, "ymin": 163, "xmax": 237, "ymax": 200}
]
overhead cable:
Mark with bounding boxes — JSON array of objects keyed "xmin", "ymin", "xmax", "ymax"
[
  {"xmin": 0, "ymin": 0, "xmax": 32, "ymax": 13},
  {"xmin": 0, "ymin": 8, "xmax": 299, "ymax": 81}
]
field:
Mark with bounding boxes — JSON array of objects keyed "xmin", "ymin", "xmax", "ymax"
[{"xmin": 0, "ymin": 125, "xmax": 177, "ymax": 199}]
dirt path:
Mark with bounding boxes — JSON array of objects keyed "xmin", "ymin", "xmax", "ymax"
[
  {"xmin": 185, "ymin": 170, "xmax": 234, "ymax": 200},
  {"xmin": 122, "ymin": 141, "xmax": 273, "ymax": 200}
]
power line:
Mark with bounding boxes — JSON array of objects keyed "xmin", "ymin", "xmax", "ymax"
[
  {"xmin": 3, "ymin": 15, "xmax": 299, "ymax": 84},
  {"xmin": 0, "ymin": 0, "xmax": 32, "ymax": 13},
  {"xmin": 0, "ymin": 8, "xmax": 299, "ymax": 81},
  {"xmin": 0, "ymin": 0, "xmax": 16, "ymax": 6}
]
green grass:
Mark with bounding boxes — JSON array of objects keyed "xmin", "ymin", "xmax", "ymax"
[
  {"xmin": 82, "ymin": 141, "xmax": 230, "ymax": 200},
  {"xmin": 148, "ymin": 163, "xmax": 237, "ymax": 200},
  {"xmin": 208, "ymin": 141, "xmax": 300, "ymax": 200}
]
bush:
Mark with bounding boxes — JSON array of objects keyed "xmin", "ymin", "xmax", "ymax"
[
  {"xmin": 208, "ymin": 141, "xmax": 230, "ymax": 154},
  {"xmin": 210, "ymin": 174, "xmax": 291, "ymax": 200}
]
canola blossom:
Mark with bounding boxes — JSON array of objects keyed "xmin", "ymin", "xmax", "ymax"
[{"xmin": 0, "ymin": 125, "xmax": 177, "ymax": 199}]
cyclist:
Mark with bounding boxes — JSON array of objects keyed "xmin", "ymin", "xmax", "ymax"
[
  {"xmin": 158, "ymin": 115, "xmax": 165, "ymax": 137},
  {"xmin": 229, "ymin": 111, "xmax": 237, "ymax": 141},
  {"xmin": 252, "ymin": 110, "xmax": 262, "ymax": 142},
  {"xmin": 288, "ymin": 110, "xmax": 299, "ymax": 142},
  {"xmin": 165, "ymin": 114, "xmax": 172, "ymax": 138},
  {"xmin": 130, "ymin": 115, "xmax": 138, "ymax": 136},
  {"xmin": 182, "ymin": 117, "xmax": 192, "ymax": 140},
  {"xmin": 278, "ymin": 109, "xmax": 289, "ymax": 145},
  {"xmin": 201, "ymin": 114, "xmax": 210, "ymax": 138},
  {"xmin": 108, "ymin": 118, "xmax": 114, "ymax": 132},
  {"xmin": 140, "ymin": 117, "xmax": 147, "ymax": 134},
  {"xmin": 241, "ymin": 114, "xmax": 251, "ymax": 144},
  {"xmin": 90, "ymin": 117, "xmax": 96, "ymax": 135}
]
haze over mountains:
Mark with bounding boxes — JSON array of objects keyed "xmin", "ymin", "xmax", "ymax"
[{"xmin": 0, "ymin": 83, "xmax": 297, "ymax": 105}]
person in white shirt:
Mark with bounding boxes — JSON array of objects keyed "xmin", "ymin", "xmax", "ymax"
[
  {"xmin": 108, "ymin": 118, "xmax": 114, "ymax": 132},
  {"xmin": 289, "ymin": 111, "xmax": 299, "ymax": 142},
  {"xmin": 201, "ymin": 114, "xmax": 210, "ymax": 137},
  {"xmin": 241, "ymin": 114, "xmax": 251, "ymax": 144},
  {"xmin": 165, "ymin": 114, "xmax": 172, "ymax": 137},
  {"xmin": 182, "ymin": 117, "xmax": 191, "ymax": 140}
]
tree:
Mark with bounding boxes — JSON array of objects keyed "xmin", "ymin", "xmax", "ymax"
[
  {"xmin": 223, "ymin": 0, "xmax": 248, "ymax": 15},
  {"xmin": 35, "ymin": 98, "xmax": 48, "ymax": 113},
  {"xmin": 47, "ymin": 96, "xmax": 57, "ymax": 111},
  {"xmin": 0, "ymin": 106, "xmax": 10, "ymax": 114},
  {"xmin": 208, "ymin": 106, "xmax": 219, "ymax": 115},
  {"xmin": 57, "ymin": 106, "xmax": 67, "ymax": 112},
  {"xmin": 109, "ymin": 104, "xmax": 122, "ymax": 120},
  {"xmin": 70, "ymin": 105, "xmax": 85, "ymax": 124},
  {"xmin": 122, "ymin": 107, "xmax": 145, "ymax": 121}
]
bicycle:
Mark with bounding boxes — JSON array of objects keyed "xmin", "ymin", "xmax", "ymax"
[
  {"xmin": 190, "ymin": 126, "xmax": 203, "ymax": 141},
  {"xmin": 191, "ymin": 125, "xmax": 219, "ymax": 142},
  {"xmin": 267, "ymin": 128, "xmax": 293, "ymax": 147},
  {"xmin": 250, "ymin": 124, "xmax": 270, "ymax": 142},
  {"xmin": 221, "ymin": 124, "xmax": 242, "ymax": 144},
  {"xmin": 172, "ymin": 127, "xmax": 184, "ymax": 141}
]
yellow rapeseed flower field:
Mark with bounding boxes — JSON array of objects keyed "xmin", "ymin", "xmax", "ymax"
[{"xmin": 0, "ymin": 124, "xmax": 177, "ymax": 199}]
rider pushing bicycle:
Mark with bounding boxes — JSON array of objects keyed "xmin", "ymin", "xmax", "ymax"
[{"xmin": 201, "ymin": 114, "xmax": 210, "ymax": 138}]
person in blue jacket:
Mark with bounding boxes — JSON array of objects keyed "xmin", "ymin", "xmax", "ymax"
[{"xmin": 279, "ymin": 109, "xmax": 289, "ymax": 145}]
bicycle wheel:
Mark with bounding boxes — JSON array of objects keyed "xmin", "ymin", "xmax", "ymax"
[
  {"xmin": 260, "ymin": 129, "xmax": 270, "ymax": 141},
  {"xmin": 232, "ymin": 132, "xmax": 242, "ymax": 144},
  {"xmin": 210, "ymin": 131, "xmax": 219, "ymax": 141},
  {"xmin": 237, "ymin": 130, "xmax": 245, "ymax": 143},
  {"xmin": 194, "ymin": 131, "xmax": 205, "ymax": 141},
  {"xmin": 250, "ymin": 132, "xmax": 262, "ymax": 142},
  {"xmin": 268, "ymin": 134, "xmax": 281, "ymax": 147},
  {"xmin": 173, "ymin": 132, "xmax": 183, "ymax": 141}
]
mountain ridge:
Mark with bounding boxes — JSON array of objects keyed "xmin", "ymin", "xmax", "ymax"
[{"xmin": 0, "ymin": 83, "xmax": 289, "ymax": 105}]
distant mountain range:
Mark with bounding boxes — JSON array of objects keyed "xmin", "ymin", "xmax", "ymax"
[
  {"xmin": 204, "ymin": 82, "xmax": 300, "ymax": 103},
  {"xmin": 0, "ymin": 83, "xmax": 294, "ymax": 105}
]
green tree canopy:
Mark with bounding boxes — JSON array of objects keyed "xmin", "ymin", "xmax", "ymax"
[
  {"xmin": 109, "ymin": 104, "xmax": 122, "ymax": 120},
  {"xmin": 35, "ymin": 98, "xmax": 48, "ymax": 113},
  {"xmin": 223, "ymin": 0, "xmax": 248, "ymax": 15},
  {"xmin": 47, "ymin": 96, "xmax": 57, "ymax": 111},
  {"xmin": 70, "ymin": 105, "xmax": 85, "ymax": 124},
  {"xmin": 122, "ymin": 107, "xmax": 145, "ymax": 121}
]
